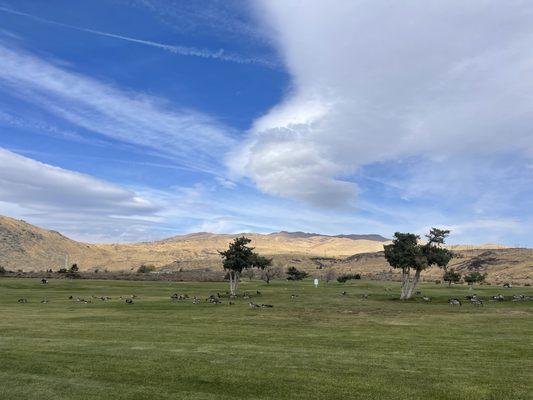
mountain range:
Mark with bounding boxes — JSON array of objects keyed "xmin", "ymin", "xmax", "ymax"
[
  {"xmin": 1, "ymin": 215, "xmax": 530, "ymax": 284},
  {"xmin": 0, "ymin": 215, "xmax": 390, "ymax": 272}
]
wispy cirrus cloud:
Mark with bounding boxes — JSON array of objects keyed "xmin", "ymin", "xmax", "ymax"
[
  {"xmin": 0, "ymin": 110, "xmax": 104, "ymax": 145},
  {"xmin": 0, "ymin": 42, "xmax": 236, "ymax": 174},
  {"xmin": 0, "ymin": 5, "xmax": 276, "ymax": 68},
  {"xmin": 128, "ymin": 0, "xmax": 272, "ymax": 46}
]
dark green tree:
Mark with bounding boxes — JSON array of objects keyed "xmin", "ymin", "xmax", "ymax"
[
  {"xmin": 384, "ymin": 228, "xmax": 453, "ymax": 299},
  {"xmin": 137, "ymin": 264, "xmax": 155, "ymax": 274},
  {"xmin": 286, "ymin": 266, "xmax": 309, "ymax": 281},
  {"xmin": 66, "ymin": 263, "xmax": 80, "ymax": 279},
  {"xmin": 464, "ymin": 272, "xmax": 486, "ymax": 286},
  {"xmin": 443, "ymin": 269, "xmax": 461, "ymax": 286},
  {"xmin": 219, "ymin": 237, "xmax": 271, "ymax": 295}
]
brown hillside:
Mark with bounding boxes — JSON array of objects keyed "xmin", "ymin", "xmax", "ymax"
[
  {"xmin": 316, "ymin": 248, "xmax": 533, "ymax": 285},
  {"xmin": 0, "ymin": 215, "xmax": 530, "ymax": 284},
  {"xmin": 0, "ymin": 216, "xmax": 388, "ymax": 272},
  {"xmin": 0, "ymin": 215, "xmax": 112, "ymax": 271}
]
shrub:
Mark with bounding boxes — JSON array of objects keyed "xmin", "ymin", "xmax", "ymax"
[
  {"xmin": 443, "ymin": 269, "xmax": 461, "ymax": 286},
  {"xmin": 0, "ymin": 266, "xmax": 6, "ymax": 275},
  {"xmin": 322, "ymin": 268, "xmax": 337, "ymax": 283},
  {"xmin": 286, "ymin": 266, "xmax": 309, "ymax": 281},
  {"xmin": 260, "ymin": 266, "xmax": 283, "ymax": 284},
  {"xmin": 66, "ymin": 264, "xmax": 81, "ymax": 279},
  {"xmin": 464, "ymin": 272, "xmax": 486, "ymax": 285},
  {"xmin": 435, "ymin": 280, "xmax": 441, "ymax": 284},
  {"xmin": 137, "ymin": 264, "xmax": 156, "ymax": 274},
  {"xmin": 57, "ymin": 268, "xmax": 67, "ymax": 274},
  {"xmin": 337, "ymin": 273, "xmax": 361, "ymax": 283}
]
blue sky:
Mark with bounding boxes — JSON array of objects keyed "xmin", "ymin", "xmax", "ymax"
[{"xmin": 0, "ymin": 1, "xmax": 532, "ymax": 245}]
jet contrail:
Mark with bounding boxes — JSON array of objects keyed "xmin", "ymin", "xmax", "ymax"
[{"xmin": 0, "ymin": 6, "xmax": 276, "ymax": 68}]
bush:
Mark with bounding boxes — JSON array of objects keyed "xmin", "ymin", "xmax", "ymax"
[
  {"xmin": 443, "ymin": 269, "xmax": 461, "ymax": 286},
  {"xmin": 464, "ymin": 272, "xmax": 486, "ymax": 285},
  {"xmin": 435, "ymin": 280, "xmax": 441, "ymax": 284},
  {"xmin": 66, "ymin": 264, "xmax": 81, "ymax": 279},
  {"xmin": 337, "ymin": 273, "xmax": 361, "ymax": 283},
  {"xmin": 57, "ymin": 268, "xmax": 67, "ymax": 274},
  {"xmin": 137, "ymin": 264, "xmax": 156, "ymax": 274},
  {"xmin": 0, "ymin": 266, "xmax": 6, "ymax": 275},
  {"xmin": 286, "ymin": 266, "xmax": 309, "ymax": 281}
]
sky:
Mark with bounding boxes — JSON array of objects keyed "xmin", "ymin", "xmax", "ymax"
[{"xmin": 0, "ymin": 0, "xmax": 532, "ymax": 246}]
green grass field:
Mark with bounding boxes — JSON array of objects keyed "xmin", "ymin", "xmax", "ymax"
[{"xmin": 0, "ymin": 278, "xmax": 532, "ymax": 400}]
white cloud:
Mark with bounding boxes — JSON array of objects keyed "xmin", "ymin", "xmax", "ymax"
[
  {"xmin": 0, "ymin": 42, "xmax": 236, "ymax": 174},
  {"xmin": 417, "ymin": 218, "xmax": 527, "ymax": 246},
  {"xmin": 0, "ymin": 110, "xmax": 102, "ymax": 145},
  {"xmin": 0, "ymin": 147, "xmax": 526, "ymax": 245},
  {"xmin": 0, "ymin": 147, "xmax": 157, "ymax": 215},
  {"xmin": 129, "ymin": 0, "xmax": 272, "ymax": 47},
  {"xmin": 0, "ymin": 5, "xmax": 275, "ymax": 67},
  {"xmin": 234, "ymin": 1, "xmax": 533, "ymax": 207},
  {"xmin": 215, "ymin": 177, "xmax": 237, "ymax": 189},
  {"xmin": 0, "ymin": 148, "xmax": 166, "ymax": 241}
]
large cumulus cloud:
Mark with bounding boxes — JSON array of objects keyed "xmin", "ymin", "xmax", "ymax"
[{"xmin": 232, "ymin": 1, "xmax": 533, "ymax": 207}]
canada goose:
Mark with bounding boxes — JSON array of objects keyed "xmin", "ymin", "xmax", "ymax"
[
  {"xmin": 491, "ymin": 294, "xmax": 504, "ymax": 302},
  {"xmin": 448, "ymin": 298, "xmax": 462, "ymax": 306},
  {"xmin": 470, "ymin": 298, "xmax": 483, "ymax": 306}
]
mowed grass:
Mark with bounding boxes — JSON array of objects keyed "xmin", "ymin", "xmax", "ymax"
[{"xmin": 0, "ymin": 278, "xmax": 532, "ymax": 400}]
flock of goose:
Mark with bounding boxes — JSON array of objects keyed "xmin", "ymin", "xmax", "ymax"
[
  {"xmin": 13, "ymin": 279, "xmax": 532, "ymax": 308},
  {"xmin": 448, "ymin": 293, "xmax": 532, "ymax": 306}
]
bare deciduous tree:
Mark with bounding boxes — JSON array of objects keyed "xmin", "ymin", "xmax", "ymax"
[
  {"xmin": 322, "ymin": 268, "xmax": 337, "ymax": 283},
  {"xmin": 260, "ymin": 265, "xmax": 283, "ymax": 284}
]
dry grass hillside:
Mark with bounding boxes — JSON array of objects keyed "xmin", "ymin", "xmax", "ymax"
[
  {"xmin": 0, "ymin": 215, "xmax": 388, "ymax": 272},
  {"xmin": 1, "ymin": 215, "xmax": 530, "ymax": 284},
  {"xmin": 0, "ymin": 216, "xmax": 111, "ymax": 271},
  {"xmin": 314, "ymin": 249, "xmax": 533, "ymax": 285}
]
